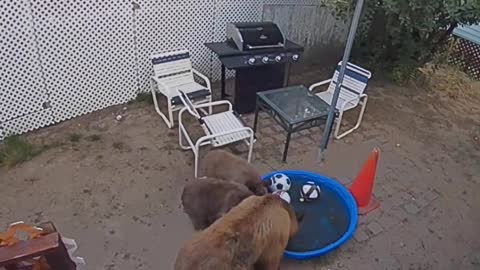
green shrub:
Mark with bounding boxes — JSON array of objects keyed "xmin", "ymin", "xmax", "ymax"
[{"xmin": 323, "ymin": 0, "xmax": 480, "ymax": 81}]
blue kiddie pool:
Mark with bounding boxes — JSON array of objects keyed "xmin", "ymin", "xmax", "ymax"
[{"xmin": 263, "ymin": 170, "xmax": 358, "ymax": 260}]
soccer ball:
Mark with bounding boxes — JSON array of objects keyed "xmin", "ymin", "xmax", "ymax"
[
  {"xmin": 269, "ymin": 173, "xmax": 291, "ymax": 192},
  {"xmin": 273, "ymin": 190, "xmax": 291, "ymax": 203},
  {"xmin": 300, "ymin": 181, "xmax": 321, "ymax": 202}
]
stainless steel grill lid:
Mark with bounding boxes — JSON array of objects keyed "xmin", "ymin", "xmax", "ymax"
[{"xmin": 226, "ymin": 22, "xmax": 285, "ymax": 51}]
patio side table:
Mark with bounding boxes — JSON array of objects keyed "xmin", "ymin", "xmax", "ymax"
[{"xmin": 254, "ymin": 85, "xmax": 333, "ymax": 162}]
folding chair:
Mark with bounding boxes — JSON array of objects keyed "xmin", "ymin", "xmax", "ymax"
[
  {"xmin": 150, "ymin": 50, "xmax": 212, "ymax": 128},
  {"xmin": 177, "ymin": 90, "xmax": 255, "ymax": 177},
  {"xmin": 309, "ymin": 62, "xmax": 372, "ymax": 139}
]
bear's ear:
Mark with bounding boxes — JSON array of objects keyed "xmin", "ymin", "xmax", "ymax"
[
  {"xmin": 295, "ymin": 211, "xmax": 305, "ymax": 223},
  {"xmin": 255, "ymin": 184, "xmax": 268, "ymax": 196}
]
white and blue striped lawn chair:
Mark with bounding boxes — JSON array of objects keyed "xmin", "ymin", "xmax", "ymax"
[
  {"xmin": 309, "ymin": 62, "xmax": 372, "ymax": 139},
  {"xmin": 150, "ymin": 50, "xmax": 212, "ymax": 128},
  {"xmin": 177, "ymin": 90, "xmax": 255, "ymax": 177}
]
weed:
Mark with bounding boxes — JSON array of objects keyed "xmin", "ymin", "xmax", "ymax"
[
  {"xmin": 0, "ymin": 136, "xmax": 35, "ymax": 167},
  {"xmin": 68, "ymin": 133, "xmax": 82, "ymax": 143},
  {"xmin": 112, "ymin": 141, "xmax": 125, "ymax": 150},
  {"xmin": 134, "ymin": 92, "xmax": 154, "ymax": 104},
  {"xmin": 36, "ymin": 144, "xmax": 56, "ymax": 153},
  {"xmin": 0, "ymin": 136, "xmax": 63, "ymax": 168},
  {"xmin": 417, "ymin": 63, "xmax": 479, "ymax": 100},
  {"xmin": 87, "ymin": 134, "xmax": 102, "ymax": 142},
  {"xmin": 391, "ymin": 63, "xmax": 422, "ymax": 86}
]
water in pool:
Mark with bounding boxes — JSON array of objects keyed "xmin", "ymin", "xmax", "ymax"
[{"xmin": 286, "ymin": 175, "xmax": 351, "ymax": 252}]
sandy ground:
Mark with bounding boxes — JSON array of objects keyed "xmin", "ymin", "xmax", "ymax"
[{"xmin": 1, "ymin": 64, "xmax": 479, "ymax": 270}]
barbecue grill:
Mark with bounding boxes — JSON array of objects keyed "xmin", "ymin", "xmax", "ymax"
[{"xmin": 205, "ymin": 22, "xmax": 304, "ymax": 114}]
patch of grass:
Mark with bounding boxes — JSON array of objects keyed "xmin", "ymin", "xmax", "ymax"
[
  {"xmin": 68, "ymin": 133, "xmax": 82, "ymax": 143},
  {"xmin": 36, "ymin": 143, "xmax": 58, "ymax": 153},
  {"xmin": 86, "ymin": 134, "xmax": 102, "ymax": 142},
  {"xmin": 0, "ymin": 136, "xmax": 63, "ymax": 168},
  {"xmin": 0, "ymin": 136, "xmax": 35, "ymax": 167}
]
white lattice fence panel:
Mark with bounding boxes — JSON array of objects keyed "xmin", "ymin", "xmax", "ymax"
[
  {"xmin": 0, "ymin": 0, "xmax": 53, "ymax": 137},
  {"xmin": 2, "ymin": 109, "xmax": 54, "ymax": 137},
  {"xmin": 135, "ymin": 0, "xmax": 215, "ymax": 92},
  {"xmin": 264, "ymin": 0, "xmax": 319, "ymax": 5},
  {"xmin": 211, "ymin": 0, "xmax": 264, "ymax": 81},
  {"xmin": 1, "ymin": 0, "xmax": 328, "ymax": 139},
  {"xmin": 0, "ymin": 125, "xmax": 5, "ymax": 141},
  {"xmin": 449, "ymin": 37, "xmax": 480, "ymax": 80},
  {"xmin": 30, "ymin": 1, "xmax": 138, "ymax": 123}
]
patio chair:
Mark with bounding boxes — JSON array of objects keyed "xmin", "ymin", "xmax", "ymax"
[
  {"xmin": 309, "ymin": 62, "xmax": 372, "ymax": 139},
  {"xmin": 150, "ymin": 49, "xmax": 212, "ymax": 128},
  {"xmin": 177, "ymin": 90, "xmax": 255, "ymax": 177}
]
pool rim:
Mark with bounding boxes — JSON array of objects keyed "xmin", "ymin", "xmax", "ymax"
[{"xmin": 263, "ymin": 170, "xmax": 358, "ymax": 260}]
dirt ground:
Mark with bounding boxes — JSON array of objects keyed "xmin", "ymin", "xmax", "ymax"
[{"xmin": 1, "ymin": 64, "xmax": 479, "ymax": 270}]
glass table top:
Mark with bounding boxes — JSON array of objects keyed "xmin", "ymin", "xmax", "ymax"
[{"xmin": 257, "ymin": 85, "xmax": 331, "ymax": 124}]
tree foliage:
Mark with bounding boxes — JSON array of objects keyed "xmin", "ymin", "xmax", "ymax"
[{"xmin": 322, "ymin": 0, "xmax": 480, "ymax": 82}]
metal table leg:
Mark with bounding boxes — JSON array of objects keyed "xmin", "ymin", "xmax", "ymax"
[
  {"xmin": 221, "ymin": 64, "xmax": 226, "ymax": 100},
  {"xmin": 283, "ymin": 63, "xmax": 291, "ymax": 87},
  {"xmin": 282, "ymin": 128, "xmax": 292, "ymax": 162},
  {"xmin": 253, "ymin": 98, "xmax": 260, "ymax": 133}
]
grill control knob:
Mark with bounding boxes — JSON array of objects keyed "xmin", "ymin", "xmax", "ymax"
[
  {"xmin": 248, "ymin": 58, "xmax": 256, "ymax": 65},
  {"xmin": 262, "ymin": 56, "xmax": 269, "ymax": 64},
  {"xmin": 292, "ymin": 54, "xmax": 299, "ymax": 61},
  {"xmin": 275, "ymin": 55, "xmax": 282, "ymax": 62}
]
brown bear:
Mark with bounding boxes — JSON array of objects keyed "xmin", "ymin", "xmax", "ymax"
[
  {"xmin": 174, "ymin": 194, "xmax": 303, "ymax": 270},
  {"xmin": 201, "ymin": 150, "xmax": 268, "ymax": 196},
  {"xmin": 182, "ymin": 177, "xmax": 253, "ymax": 230}
]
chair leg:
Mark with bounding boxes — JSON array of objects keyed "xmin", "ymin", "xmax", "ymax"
[
  {"xmin": 178, "ymin": 112, "xmax": 194, "ymax": 150},
  {"xmin": 194, "ymin": 138, "xmax": 208, "ymax": 178},
  {"xmin": 167, "ymin": 100, "xmax": 175, "ymax": 129},
  {"xmin": 247, "ymin": 131, "xmax": 254, "ymax": 163},
  {"xmin": 151, "ymin": 81, "xmax": 174, "ymax": 128},
  {"xmin": 334, "ymin": 110, "xmax": 344, "ymax": 139},
  {"xmin": 335, "ymin": 96, "xmax": 368, "ymax": 140},
  {"xmin": 178, "ymin": 124, "xmax": 189, "ymax": 150},
  {"xmin": 194, "ymin": 148, "xmax": 199, "ymax": 178},
  {"xmin": 208, "ymin": 96, "xmax": 213, "ymax": 115}
]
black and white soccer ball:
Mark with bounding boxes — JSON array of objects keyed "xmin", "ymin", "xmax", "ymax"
[
  {"xmin": 269, "ymin": 173, "xmax": 291, "ymax": 192},
  {"xmin": 300, "ymin": 181, "xmax": 321, "ymax": 202}
]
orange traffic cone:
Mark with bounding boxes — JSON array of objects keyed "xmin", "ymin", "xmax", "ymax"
[{"xmin": 350, "ymin": 148, "xmax": 380, "ymax": 215}]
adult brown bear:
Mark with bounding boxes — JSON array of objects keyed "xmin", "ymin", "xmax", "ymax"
[
  {"xmin": 181, "ymin": 177, "xmax": 253, "ymax": 230},
  {"xmin": 175, "ymin": 195, "xmax": 303, "ymax": 270},
  {"xmin": 201, "ymin": 150, "xmax": 268, "ymax": 196}
]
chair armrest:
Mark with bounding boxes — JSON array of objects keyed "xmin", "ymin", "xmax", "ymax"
[
  {"xmin": 151, "ymin": 76, "xmax": 170, "ymax": 91},
  {"xmin": 339, "ymin": 93, "xmax": 368, "ymax": 111},
  {"xmin": 194, "ymin": 100, "xmax": 232, "ymax": 111},
  {"xmin": 192, "ymin": 68, "xmax": 212, "ymax": 91},
  {"xmin": 309, "ymin": 79, "xmax": 332, "ymax": 92},
  {"xmin": 178, "ymin": 100, "xmax": 233, "ymax": 118},
  {"xmin": 177, "ymin": 90, "xmax": 202, "ymax": 119}
]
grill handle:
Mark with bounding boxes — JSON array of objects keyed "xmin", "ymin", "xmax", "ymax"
[{"xmin": 246, "ymin": 43, "xmax": 284, "ymax": 50}]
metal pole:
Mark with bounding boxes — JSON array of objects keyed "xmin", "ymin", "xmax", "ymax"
[{"xmin": 319, "ymin": 0, "xmax": 365, "ymax": 157}]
